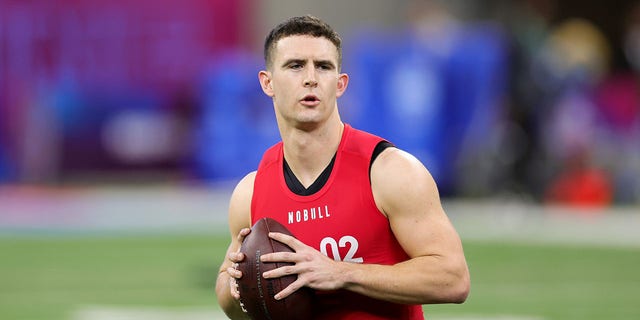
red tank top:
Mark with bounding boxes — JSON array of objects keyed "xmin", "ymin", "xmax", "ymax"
[{"xmin": 251, "ymin": 124, "xmax": 424, "ymax": 319}]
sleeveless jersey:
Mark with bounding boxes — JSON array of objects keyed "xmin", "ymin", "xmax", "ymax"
[{"xmin": 251, "ymin": 124, "xmax": 424, "ymax": 320}]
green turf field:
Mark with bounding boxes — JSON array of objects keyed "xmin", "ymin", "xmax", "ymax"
[{"xmin": 1, "ymin": 233, "xmax": 639, "ymax": 320}]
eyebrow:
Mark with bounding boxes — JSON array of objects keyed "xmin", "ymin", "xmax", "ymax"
[{"xmin": 281, "ymin": 58, "xmax": 336, "ymax": 69}]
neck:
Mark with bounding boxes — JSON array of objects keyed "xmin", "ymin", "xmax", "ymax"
[{"xmin": 281, "ymin": 120, "xmax": 344, "ymax": 188}]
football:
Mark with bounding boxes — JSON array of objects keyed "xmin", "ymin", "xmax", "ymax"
[{"xmin": 237, "ymin": 217, "xmax": 314, "ymax": 320}]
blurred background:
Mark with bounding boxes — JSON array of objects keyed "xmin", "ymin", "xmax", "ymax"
[
  {"xmin": 1, "ymin": 0, "xmax": 639, "ymax": 319},
  {"xmin": 2, "ymin": 0, "xmax": 640, "ymax": 204}
]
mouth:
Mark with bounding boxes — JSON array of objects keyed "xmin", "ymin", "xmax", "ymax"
[{"xmin": 300, "ymin": 94, "xmax": 320, "ymax": 106}]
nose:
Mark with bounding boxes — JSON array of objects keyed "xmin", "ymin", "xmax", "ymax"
[
  {"xmin": 304, "ymin": 79, "xmax": 318, "ymax": 87},
  {"xmin": 304, "ymin": 69, "xmax": 318, "ymax": 87}
]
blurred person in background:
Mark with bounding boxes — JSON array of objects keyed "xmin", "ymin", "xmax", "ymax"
[
  {"xmin": 544, "ymin": 146, "xmax": 613, "ymax": 207},
  {"xmin": 537, "ymin": 17, "xmax": 615, "ymax": 207},
  {"xmin": 590, "ymin": 0, "xmax": 640, "ymax": 204},
  {"xmin": 497, "ymin": 0, "xmax": 558, "ymax": 199},
  {"xmin": 215, "ymin": 15, "xmax": 469, "ymax": 319}
]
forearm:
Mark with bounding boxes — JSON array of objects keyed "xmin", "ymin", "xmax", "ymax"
[
  {"xmin": 215, "ymin": 271, "xmax": 250, "ymax": 320},
  {"xmin": 340, "ymin": 255, "xmax": 470, "ymax": 305}
]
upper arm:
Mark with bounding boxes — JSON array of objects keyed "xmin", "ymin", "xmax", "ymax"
[
  {"xmin": 218, "ymin": 171, "xmax": 256, "ymax": 273},
  {"xmin": 370, "ymin": 148, "xmax": 464, "ymax": 260}
]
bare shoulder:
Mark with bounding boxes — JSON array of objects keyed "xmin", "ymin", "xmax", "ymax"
[
  {"xmin": 370, "ymin": 147, "xmax": 441, "ymax": 217},
  {"xmin": 230, "ymin": 171, "xmax": 257, "ymax": 204},
  {"xmin": 228, "ymin": 171, "xmax": 257, "ymax": 232},
  {"xmin": 371, "ymin": 147, "xmax": 430, "ymax": 178}
]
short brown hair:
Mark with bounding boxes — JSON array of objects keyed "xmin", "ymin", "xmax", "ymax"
[{"xmin": 263, "ymin": 15, "xmax": 342, "ymax": 70}]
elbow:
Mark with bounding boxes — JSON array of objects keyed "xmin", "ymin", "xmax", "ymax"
[
  {"xmin": 450, "ymin": 276, "xmax": 470, "ymax": 304},
  {"xmin": 449, "ymin": 268, "xmax": 470, "ymax": 304},
  {"xmin": 420, "ymin": 266, "xmax": 470, "ymax": 304},
  {"xmin": 434, "ymin": 278, "xmax": 469, "ymax": 304},
  {"xmin": 433, "ymin": 263, "xmax": 470, "ymax": 304}
]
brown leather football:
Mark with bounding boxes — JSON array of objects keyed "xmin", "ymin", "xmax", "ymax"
[{"xmin": 237, "ymin": 217, "xmax": 314, "ymax": 320}]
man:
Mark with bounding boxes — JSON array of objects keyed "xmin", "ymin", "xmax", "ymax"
[{"xmin": 215, "ymin": 15, "xmax": 470, "ymax": 319}]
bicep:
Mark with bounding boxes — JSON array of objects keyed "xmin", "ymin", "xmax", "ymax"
[{"xmin": 371, "ymin": 149, "xmax": 463, "ymax": 259}]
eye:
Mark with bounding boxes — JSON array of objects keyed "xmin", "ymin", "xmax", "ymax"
[
  {"xmin": 289, "ymin": 63, "xmax": 303, "ymax": 70},
  {"xmin": 317, "ymin": 63, "xmax": 333, "ymax": 70}
]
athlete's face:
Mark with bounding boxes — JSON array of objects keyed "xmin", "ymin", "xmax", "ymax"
[{"xmin": 259, "ymin": 35, "xmax": 348, "ymax": 130}]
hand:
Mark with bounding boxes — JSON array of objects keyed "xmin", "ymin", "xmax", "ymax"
[
  {"xmin": 226, "ymin": 227, "xmax": 251, "ymax": 300},
  {"xmin": 260, "ymin": 232, "xmax": 345, "ymax": 300}
]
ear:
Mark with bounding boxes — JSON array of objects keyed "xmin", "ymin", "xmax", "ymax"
[
  {"xmin": 259, "ymin": 70, "xmax": 274, "ymax": 97},
  {"xmin": 336, "ymin": 73, "xmax": 349, "ymax": 98}
]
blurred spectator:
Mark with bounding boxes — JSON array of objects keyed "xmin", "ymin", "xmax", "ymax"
[
  {"xmin": 545, "ymin": 146, "xmax": 613, "ymax": 208},
  {"xmin": 538, "ymin": 17, "xmax": 617, "ymax": 206},
  {"xmin": 495, "ymin": 1, "xmax": 640, "ymax": 205},
  {"xmin": 496, "ymin": 0, "xmax": 558, "ymax": 199},
  {"xmin": 588, "ymin": 0, "xmax": 640, "ymax": 204}
]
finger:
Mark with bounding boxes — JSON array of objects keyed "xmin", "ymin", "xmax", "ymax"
[
  {"xmin": 228, "ymin": 251, "xmax": 245, "ymax": 263},
  {"xmin": 260, "ymin": 251, "xmax": 297, "ymax": 263},
  {"xmin": 273, "ymin": 279, "xmax": 305, "ymax": 300},
  {"xmin": 237, "ymin": 228, "xmax": 251, "ymax": 241},
  {"xmin": 268, "ymin": 232, "xmax": 303, "ymax": 249},
  {"xmin": 229, "ymin": 276, "xmax": 240, "ymax": 299},
  {"xmin": 262, "ymin": 264, "xmax": 295, "ymax": 279},
  {"xmin": 227, "ymin": 267, "xmax": 243, "ymax": 279}
]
